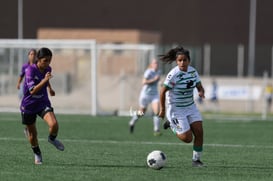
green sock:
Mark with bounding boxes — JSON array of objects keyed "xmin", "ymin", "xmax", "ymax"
[{"xmin": 193, "ymin": 145, "xmax": 203, "ymax": 152}]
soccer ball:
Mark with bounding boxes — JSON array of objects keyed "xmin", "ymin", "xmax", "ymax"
[{"xmin": 146, "ymin": 150, "xmax": 167, "ymax": 170}]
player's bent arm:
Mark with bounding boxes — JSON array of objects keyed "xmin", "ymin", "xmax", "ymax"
[
  {"xmin": 158, "ymin": 86, "xmax": 168, "ymax": 118},
  {"xmin": 142, "ymin": 75, "xmax": 160, "ymax": 85},
  {"xmin": 30, "ymin": 79, "xmax": 48, "ymax": 95},
  {"xmin": 16, "ymin": 76, "xmax": 23, "ymax": 89},
  {"xmin": 196, "ymin": 82, "xmax": 205, "ymax": 98},
  {"xmin": 47, "ymin": 81, "xmax": 55, "ymax": 96},
  {"xmin": 30, "ymin": 72, "xmax": 52, "ymax": 95},
  {"xmin": 47, "ymin": 81, "xmax": 52, "ymax": 90}
]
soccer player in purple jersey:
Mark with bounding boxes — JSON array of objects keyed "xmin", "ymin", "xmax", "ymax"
[
  {"xmin": 16, "ymin": 49, "xmax": 37, "ymax": 99},
  {"xmin": 17, "ymin": 49, "xmax": 56, "ymax": 141},
  {"xmin": 20, "ymin": 47, "xmax": 64, "ymax": 165},
  {"xmin": 17, "ymin": 49, "xmax": 56, "ymax": 99}
]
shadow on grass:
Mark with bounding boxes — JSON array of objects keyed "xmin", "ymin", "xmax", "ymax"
[
  {"xmin": 51, "ymin": 162, "xmax": 177, "ymax": 169},
  {"xmin": 208, "ymin": 165, "xmax": 273, "ymax": 170},
  {"xmin": 52, "ymin": 162, "xmax": 146, "ymax": 168}
]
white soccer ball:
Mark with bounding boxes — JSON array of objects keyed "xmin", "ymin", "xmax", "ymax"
[{"xmin": 146, "ymin": 150, "xmax": 167, "ymax": 170}]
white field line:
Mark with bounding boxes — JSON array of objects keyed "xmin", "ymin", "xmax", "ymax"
[
  {"xmin": 203, "ymin": 114, "xmax": 273, "ymax": 122},
  {"xmin": 1, "ymin": 137, "xmax": 273, "ymax": 149}
]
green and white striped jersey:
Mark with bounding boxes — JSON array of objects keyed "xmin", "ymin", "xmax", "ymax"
[{"xmin": 163, "ymin": 66, "xmax": 201, "ymax": 107}]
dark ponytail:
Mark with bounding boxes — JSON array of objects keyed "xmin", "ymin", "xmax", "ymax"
[{"xmin": 159, "ymin": 46, "xmax": 190, "ymax": 64}]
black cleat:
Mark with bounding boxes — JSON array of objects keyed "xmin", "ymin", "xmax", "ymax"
[
  {"xmin": 163, "ymin": 121, "xmax": 170, "ymax": 129},
  {"xmin": 192, "ymin": 160, "xmax": 206, "ymax": 167}
]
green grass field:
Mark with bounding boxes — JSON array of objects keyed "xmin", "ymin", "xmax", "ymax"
[{"xmin": 0, "ymin": 112, "xmax": 273, "ymax": 181}]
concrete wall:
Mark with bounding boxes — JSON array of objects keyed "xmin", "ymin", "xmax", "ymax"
[
  {"xmin": 0, "ymin": 76, "xmax": 271, "ymax": 115},
  {"xmin": 37, "ymin": 28, "xmax": 161, "ymax": 44}
]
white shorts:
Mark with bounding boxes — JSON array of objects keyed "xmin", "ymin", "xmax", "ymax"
[
  {"xmin": 166, "ymin": 103, "xmax": 202, "ymax": 134},
  {"xmin": 139, "ymin": 93, "xmax": 159, "ymax": 108}
]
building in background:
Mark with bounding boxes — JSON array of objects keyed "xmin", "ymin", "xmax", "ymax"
[{"xmin": 0, "ymin": 0, "xmax": 273, "ymax": 76}]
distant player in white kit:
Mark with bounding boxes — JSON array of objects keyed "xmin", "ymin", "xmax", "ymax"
[
  {"xmin": 129, "ymin": 59, "xmax": 162, "ymax": 136},
  {"xmin": 158, "ymin": 46, "xmax": 206, "ymax": 167}
]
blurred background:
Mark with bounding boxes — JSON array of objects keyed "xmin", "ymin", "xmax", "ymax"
[{"xmin": 0, "ymin": 0, "xmax": 273, "ymax": 117}]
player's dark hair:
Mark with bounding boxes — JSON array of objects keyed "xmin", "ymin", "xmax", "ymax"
[
  {"xmin": 37, "ymin": 47, "xmax": 52, "ymax": 59},
  {"xmin": 28, "ymin": 48, "xmax": 37, "ymax": 55},
  {"xmin": 159, "ymin": 46, "xmax": 190, "ymax": 64}
]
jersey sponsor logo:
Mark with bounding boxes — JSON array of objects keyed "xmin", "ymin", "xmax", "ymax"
[
  {"xmin": 176, "ymin": 73, "xmax": 184, "ymax": 80},
  {"xmin": 186, "ymin": 80, "xmax": 194, "ymax": 88}
]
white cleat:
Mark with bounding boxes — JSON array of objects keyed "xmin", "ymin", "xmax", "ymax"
[
  {"xmin": 192, "ymin": 160, "xmax": 206, "ymax": 167},
  {"xmin": 34, "ymin": 154, "xmax": 42, "ymax": 165},
  {"xmin": 129, "ymin": 107, "xmax": 144, "ymax": 116}
]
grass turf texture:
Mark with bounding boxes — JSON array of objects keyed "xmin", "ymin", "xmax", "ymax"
[{"xmin": 0, "ymin": 112, "xmax": 273, "ymax": 181}]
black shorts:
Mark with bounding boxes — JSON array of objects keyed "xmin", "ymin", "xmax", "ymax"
[{"xmin": 21, "ymin": 106, "xmax": 54, "ymax": 125}]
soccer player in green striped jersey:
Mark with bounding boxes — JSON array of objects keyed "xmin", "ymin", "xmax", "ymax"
[{"xmin": 158, "ymin": 46, "xmax": 206, "ymax": 167}]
